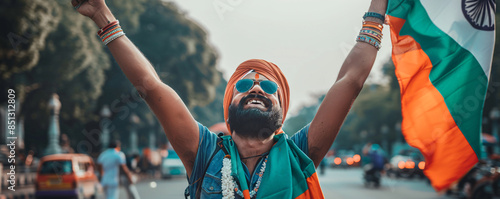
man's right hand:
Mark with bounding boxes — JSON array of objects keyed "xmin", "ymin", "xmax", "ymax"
[
  {"xmin": 71, "ymin": 0, "xmax": 115, "ymax": 28},
  {"xmin": 72, "ymin": 0, "xmax": 104, "ymax": 18}
]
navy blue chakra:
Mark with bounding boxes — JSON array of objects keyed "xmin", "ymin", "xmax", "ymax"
[{"xmin": 462, "ymin": 0, "xmax": 496, "ymax": 31}]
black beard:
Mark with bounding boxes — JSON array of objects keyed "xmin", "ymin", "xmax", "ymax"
[{"xmin": 227, "ymin": 94, "xmax": 283, "ymax": 139}]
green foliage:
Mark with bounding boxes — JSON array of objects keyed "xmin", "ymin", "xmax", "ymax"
[
  {"xmin": 482, "ymin": 13, "xmax": 500, "ymax": 133},
  {"xmin": 332, "ymin": 59, "xmax": 402, "ymax": 151},
  {"xmin": 129, "ymin": 0, "xmax": 220, "ymax": 108},
  {"xmin": 191, "ymin": 77, "xmax": 227, "ymax": 127},
  {"xmin": 0, "ymin": 0, "xmax": 59, "ymax": 82},
  {"xmin": 282, "ymin": 95, "xmax": 323, "ymax": 136},
  {"xmin": 283, "ymin": 58, "xmax": 402, "ymax": 151},
  {"xmin": 106, "ymin": 0, "xmax": 147, "ymax": 33},
  {"xmin": 94, "ymin": 0, "xmax": 224, "ymax": 150},
  {"xmin": 0, "ymin": 0, "xmax": 112, "ymax": 151},
  {"xmin": 1, "ymin": 0, "xmax": 225, "ymax": 154}
]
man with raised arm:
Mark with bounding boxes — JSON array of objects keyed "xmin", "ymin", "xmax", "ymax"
[{"xmin": 73, "ymin": 0, "xmax": 387, "ymax": 198}]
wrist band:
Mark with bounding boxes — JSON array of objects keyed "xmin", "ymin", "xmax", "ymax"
[
  {"xmin": 363, "ymin": 21, "xmax": 383, "ymax": 31},
  {"xmin": 363, "ymin": 12, "xmax": 385, "ymax": 23},
  {"xmin": 357, "ymin": 35, "xmax": 381, "ymax": 50},
  {"xmin": 360, "ymin": 29, "xmax": 382, "ymax": 42},
  {"xmin": 356, "ymin": 15, "xmax": 384, "ymax": 50},
  {"xmin": 98, "ymin": 21, "xmax": 119, "ymax": 35},
  {"xmin": 97, "ymin": 20, "xmax": 125, "ymax": 46}
]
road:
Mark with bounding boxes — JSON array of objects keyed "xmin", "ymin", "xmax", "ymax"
[{"xmin": 115, "ymin": 168, "xmax": 451, "ymax": 199}]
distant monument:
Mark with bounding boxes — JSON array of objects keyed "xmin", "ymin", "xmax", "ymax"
[
  {"xmin": 100, "ymin": 105, "xmax": 111, "ymax": 150},
  {"xmin": 129, "ymin": 114, "xmax": 140, "ymax": 154},
  {"xmin": 44, "ymin": 93, "xmax": 62, "ymax": 155}
]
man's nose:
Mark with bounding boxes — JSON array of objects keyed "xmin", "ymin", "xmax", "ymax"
[{"xmin": 248, "ymin": 83, "xmax": 265, "ymax": 95}]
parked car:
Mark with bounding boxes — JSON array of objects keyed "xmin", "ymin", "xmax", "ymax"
[
  {"xmin": 161, "ymin": 150, "xmax": 186, "ymax": 179},
  {"xmin": 35, "ymin": 154, "xmax": 101, "ymax": 199},
  {"xmin": 387, "ymin": 148, "xmax": 425, "ymax": 179}
]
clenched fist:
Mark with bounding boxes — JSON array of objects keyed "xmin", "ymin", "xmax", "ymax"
[{"xmin": 71, "ymin": 0, "xmax": 114, "ymax": 28}]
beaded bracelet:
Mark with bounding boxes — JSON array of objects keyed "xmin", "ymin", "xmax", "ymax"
[
  {"xmin": 359, "ymin": 29, "xmax": 382, "ymax": 42},
  {"xmin": 357, "ymin": 35, "xmax": 381, "ymax": 50},
  {"xmin": 356, "ymin": 17, "xmax": 383, "ymax": 50},
  {"xmin": 359, "ymin": 33, "xmax": 381, "ymax": 43},
  {"xmin": 97, "ymin": 20, "xmax": 125, "ymax": 46},
  {"xmin": 356, "ymin": 35, "xmax": 382, "ymax": 50},
  {"xmin": 363, "ymin": 12, "xmax": 385, "ymax": 23},
  {"xmin": 362, "ymin": 21, "xmax": 383, "ymax": 31},
  {"xmin": 360, "ymin": 29, "xmax": 382, "ymax": 38}
]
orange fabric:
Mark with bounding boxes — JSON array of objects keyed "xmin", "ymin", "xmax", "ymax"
[
  {"xmin": 223, "ymin": 59, "xmax": 290, "ymax": 134},
  {"xmin": 295, "ymin": 172, "xmax": 324, "ymax": 199},
  {"xmin": 243, "ymin": 190, "xmax": 250, "ymax": 199},
  {"xmin": 388, "ymin": 16, "xmax": 478, "ymax": 191}
]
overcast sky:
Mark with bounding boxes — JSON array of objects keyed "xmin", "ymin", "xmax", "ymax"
[{"xmin": 171, "ymin": 0, "xmax": 393, "ymax": 115}]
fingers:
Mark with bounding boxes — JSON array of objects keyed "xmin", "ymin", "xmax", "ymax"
[
  {"xmin": 71, "ymin": 0, "xmax": 85, "ymax": 9},
  {"xmin": 71, "ymin": 0, "xmax": 79, "ymax": 7}
]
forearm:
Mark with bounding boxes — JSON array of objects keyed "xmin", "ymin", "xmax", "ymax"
[
  {"xmin": 121, "ymin": 165, "xmax": 134, "ymax": 183},
  {"xmin": 336, "ymin": 0, "xmax": 387, "ymax": 85}
]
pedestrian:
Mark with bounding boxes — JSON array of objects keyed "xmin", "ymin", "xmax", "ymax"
[
  {"xmin": 130, "ymin": 154, "xmax": 141, "ymax": 173},
  {"xmin": 73, "ymin": 0, "xmax": 387, "ymax": 197},
  {"xmin": 97, "ymin": 140, "xmax": 134, "ymax": 199}
]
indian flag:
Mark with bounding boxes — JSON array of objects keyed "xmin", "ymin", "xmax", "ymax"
[{"xmin": 386, "ymin": 0, "xmax": 495, "ymax": 191}]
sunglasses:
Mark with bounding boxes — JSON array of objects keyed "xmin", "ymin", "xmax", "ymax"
[{"xmin": 235, "ymin": 79, "xmax": 279, "ymax": 95}]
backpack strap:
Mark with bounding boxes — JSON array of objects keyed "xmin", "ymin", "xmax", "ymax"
[{"xmin": 185, "ymin": 133, "xmax": 228, "ymax": 199}]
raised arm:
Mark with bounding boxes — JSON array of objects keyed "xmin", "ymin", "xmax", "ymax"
[
  {"xmin": 72, "ymin": 0, "xmax": 199, "ymax": 176},
  {"xmin": 307, "ymin": 0, "xmax": 388, "ymax": 167}
]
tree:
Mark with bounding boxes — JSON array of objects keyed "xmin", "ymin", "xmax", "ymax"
[
  {"xmin": 282, "ymin": 95, "xmax": 323, "ymax": 137},
  {"xmin": 94, "ymin": 0, "xmax": 224, "ymax": 151},
  {"xmin": 0, "ymin": 0, "xmax": 60, "ymax": 103},
  {"xmin": 282, "ymin": 58, "xmax": 402, "ymax": 152},
  {"xmin": 1, "ymin": 0, "xmax": 111, "ymax": 151},
  {"xmin": 1, "ymin": 0, "xmax": 225, "ymax": 154}
]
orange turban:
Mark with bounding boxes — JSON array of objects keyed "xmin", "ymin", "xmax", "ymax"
[{"xmin": 223, "ymin": 59, "xmax": 290, "ymax": 134}]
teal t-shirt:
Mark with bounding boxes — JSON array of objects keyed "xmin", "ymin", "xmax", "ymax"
[{"xmin": 186, "ymin": 123, "xmax": 310, "ymax": 198}]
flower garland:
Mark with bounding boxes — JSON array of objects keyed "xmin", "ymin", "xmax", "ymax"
[
  {"xmin": 221, "ymin": 156, "xmax": 235, "ymax": 199},
  {"xmin": 221, "ymin": 155, "xmax": 268, "ymax": 199}
]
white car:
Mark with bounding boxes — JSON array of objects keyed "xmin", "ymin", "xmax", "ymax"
[{"xmin": 161, "ymin": 150, "xmax": 186, "ymax": 179}]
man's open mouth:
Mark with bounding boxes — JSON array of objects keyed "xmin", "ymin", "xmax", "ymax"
[{"xmin": 240, "ymin": 94, "xmax": 271, "ymax": 109}]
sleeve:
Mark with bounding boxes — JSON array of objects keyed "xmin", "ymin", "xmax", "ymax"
[
  {"xmin": 119, "ymin": 151, "xmax": 126, "ymax": 165},
  {"xmin": 188, "ymin": 122, "xmax": 219, "ymax": 184},
  {"xmin": 290, "ymin": 123, "xmax": 310, "ymax": 156}
]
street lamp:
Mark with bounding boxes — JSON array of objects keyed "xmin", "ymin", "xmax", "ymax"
[
  {"xmin": 148, "ymin": 120, "xmax": 156, "ymax": 150},
  {"xmin": 381, "ymin": 125, "xmax": 389, "ymax": 153},
  {"xmin": 129, "ymin": 114, "xmax": 140, "ymax": 154},
  {"xmin": 100, "ymin": 105, "xmax": 111, "ymax": 150},
  {"xmin": 490, "ymin": 107, "xmax": 500, "ymax": 153},
  {"xmin": 395, "ymin": 121, "xmax": 402, "ymax": 142},
  {"xmin": 44, "ymin": 94, "xmax": 63, "ymax": 155}
]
